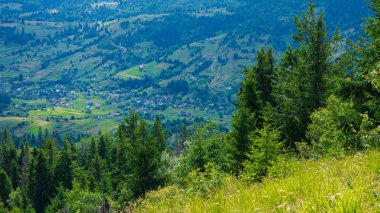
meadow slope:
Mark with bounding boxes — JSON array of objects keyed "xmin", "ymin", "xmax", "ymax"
[{"xmin": 134, "ymin": 150, "xmax": 380, "ymax": 212}]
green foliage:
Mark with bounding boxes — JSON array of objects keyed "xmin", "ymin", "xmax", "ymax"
[
  {"xmin": 0, "ymin": 201, "xmax": 7, "ymax": 213},
  {"xmin": 47, "ymin": 183, "xmax": 107, "ymax": 213},
  {"xmin": 307, "ymin": 96, "xmax": 362, "ymax": 156},
  {"xmin": 266, "ymin": 153, "xmax": 298, "ymax": 180},
  {"xmin": 115, "ymin": 112, "xmax": 166, "ymax": 199},
  {"xmin": 272, "ymin": 3, "xmax": 338, "ymax": 145},
  {"xmin": 0, "ymin": 129, "xmax": 17, "ymax": 180},
  {"xmin": 253, "ymin": 48, "xmax": 276, "ymax": 105},
  {"xmin": 243, "ymin": 125, "xmax": 283, "ymax": 182},
  {"xmin": 358, "ymin": 113, "xmax": 380, "ymax": 148},
  {"xmin": 151, "ymin": 116, "xmax": 167, "ymax": 153},
  {"xmin": 182, "ymin": 123, "xmax": 229, "ymax": 176},
  {"xmin": 230, "ymin": 107, "xmax": 258, "ymax": 173},
  {"xmin": 135, "ymin": 150, "xmax": 380, "ymax": 212},
  {"xmin": 54, "ymin": 139, "xmax": 73, "ymax": 189},
  {"xmin": 0, "ymin": 2, "xmax": 379, "ymax": 212},
  {"xmin": 28, "ymin": 150, "xmax": 54, "ymax": 212},
  {"xmin": 185, "ymin": 163, "xmax": 225, "ymax": 197},
  {"xmin": 7, "ymin": 188, "xmax": 34, "ymax": 213},
  {"xmin": 0, "ymin": 168, "xmax": 12, "ymax": 205}
]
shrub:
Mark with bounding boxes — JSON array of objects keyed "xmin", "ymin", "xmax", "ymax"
[{"xmin": 307, "ymin": 95, "xmax": 361, "ymax": 156}]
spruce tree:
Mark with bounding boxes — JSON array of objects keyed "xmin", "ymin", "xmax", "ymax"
[
  {"xmin": 29, "ymin": 150, "xmax": 53, "ymax": 212},
  {"xmin": 343, "ymin": 0, "xmax": 380, "ymax": 123},
  {"xmin": 0, "ymin": 129, "xmax": 17, "ymax": 180},
  {"xmin": 54, "ymin": 139, "xmax": 73, "ymax": 189},
  {"xmin": 230, "ymin": 66, "xmax": 262, "ymax": 174},
  {"xmin": 273, "ymin": 2, "xmax": 337, "ymax": 146},
  {"xmin": 0, "ymin": 168, "xmax": 11, "ymax": 205},
  {"xmin": 254, "ymin": 48, "xmax": 276, "ymax": 105},
  {"xmin": 98, "ymin": 135, "xmax": 109, "ymax": 160},
  {"xmin": 129, "ymin": 119, "xmax": 162, "ymax": 196},
  {"xmin": 243, "ymin": 125, "xmax": 283, "ymax": 181},
  {"xmin": 18, "ymin": 143, "xmax": 30, "ymax": 189},
  {"xmin": 151, "ymin": 115, "xmax": 166, "ymax": 152}
]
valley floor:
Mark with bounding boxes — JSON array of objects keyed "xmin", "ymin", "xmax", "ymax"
[{"xmin": 134, "ymin": 150, "xmax": 380, "ymax": 212}]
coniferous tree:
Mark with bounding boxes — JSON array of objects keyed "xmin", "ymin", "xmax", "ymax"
[
  {"xmin": 243, "ymin": 125, "xmax": 283, "ymax": 181},
  {"xmin": 29, "ymin": 150, "xmax": 53, "ymax": 212},
  {"xmin": 151, "ymin": 116, "xmax": 167, "ymax": 152},
  {"xmin": 0, "ymin": 129, "xmax": 17, "ymax": 179},
  {"xmin": 87, "ymin": 138, "xmax": 97, "ymax": 168},
  {"xmin": 254, "ymin": 48, "xmax": 276, "ymax": 105},
  {"xmin": 230, "ymin": 66, "xmax": 262, "ymax": 174},
  {"xmin": 0, "ymin": 168, "xmax": 11, "ymax": 205},
  {"xmin": 9, "ymin": 160, "xmax": 19, "ymax": 189},
  {"xmin": 342, "ymin": 0, "xmax": 380, "ymax": 123},
  {"xmin": 18, "ymin": 143, "xmax": 30, "ymax": 189},
  {"xmin": 114, "ymin": 123, "xmax": 129, "ymax": 185},
  {"xmin": 273, "ymin": 3, "xmax": 338, "ymax": 146},
  {"xmin": 54, "ymin": 139, "xmax": 73, "ymax": 189},
  {"xmin": 37, "ymin": 127, "xmax": 43, "ymax": 147},
  {"xmin": 129, "ymin": 119, "xmax": 163, "ymax": 197},
  {"xmin": 98, "ymin": 135, "xmax": 109, "ymax": 160},
  {"xmin": 42, "ymin": 136, "xmax": 57, "ymax": 166}
]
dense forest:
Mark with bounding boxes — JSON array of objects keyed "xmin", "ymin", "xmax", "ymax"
[{"xmin": 0, "ymin": 0, "xmax": 379, "ymax": 212}]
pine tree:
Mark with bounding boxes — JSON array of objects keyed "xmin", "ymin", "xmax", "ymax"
[
  {"xmin": 98, "ymin": 135, "xmax": 109, "ymax": 160},
  {"xmin": 87, "ymin": 137, "xmax": 97, "ymax": 167},
  {"xmin": 37, "ymin": 127, "xmax": 43, "ymax": 147},
  {"xmin": 126, "ymin": 110, "xmax": 139, "ymax": 144},
  {"xmin": 254, "ymin": 48, "xmax": 276, "ymax": 105},
  {"xmin": 243, "ymin": 125, "xmax": 283, "ymax": 181},
  {"xmin": 0, "ymin": 129, "xmax": 17, "ymax": 180},
  {"xmin": 28, "ymin": 150, "xmax": 53, "ymax": 212},
  {"xmin": 114, "ymin": 123, "xmax": 129, "ymax": 186},
  {"xmin": 273, "ymin": 2, "xmax": 337, "ymax": 146},
  {"xmin": 151, "ymin": 116, "xmax": 166, "ymax": 152},
  {"xmin": 0, "ymin": 168, "xmax": 11, "ymax": 204},
  {"xmin": 9, "ymin": 160, "xmax": 19, "ymax": 189},
  {"xmin": 18, "ymin": 143, "xmax": 30, "ymax": 189},
  {"xmin": 342, "ymin": 0, "xmax": 380, "ymax": 123},
  {"xmin": 54, "ymin": 139, "xmax": 73, "ymax": 189},
  {"xmin": 42, "ymin": 136, "xmax": 57, "ymax": 165},
  {"xmin": 129, "ymin": 119, "xmax": 163, "ymax": 197},
  {"xmin": 230, "ymin": 66, "xmax": 262, "ymax": 174}
]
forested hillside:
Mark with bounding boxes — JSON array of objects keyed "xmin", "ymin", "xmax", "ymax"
[
  {"xmin": 0, "ymin": 0, "xmax": 370, "ymax": 136},
  {"xmin": 0, "ymin": 0, "xmax": 379, "ymax": 212}
]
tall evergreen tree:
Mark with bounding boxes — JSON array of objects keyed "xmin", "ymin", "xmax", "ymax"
[
  {"xmin": 29, "ymin": 150, "xmax": 53, "ymax": 212},
  {"xmin": 129, "ymin": 119, "xmax": 163, "ymax": 197},
  {"xmin": 0, "ymin": 129, "xmax": 17, "ymax": 179},
  {"xmin": 229, "ymin": 66, "xmax": 263, "ymax": 173},
  {"xmin": 18, "ymin": 143, "xmax": 30, "ymax": 189},
  {"xmin": 0, "ymin": 168, "xmax": 11, "ymax": 205},
  {"xmin": 254, "ymin": 48, "xmax": 276, "ymax": 105},
  {"xmin": 42, "ymin": 136, "xmax": 57, "ymax": 166},
  {"xmin": 98, "ymin": 135, "xmax": 109, "ymax": 160},
  {"xmin": 54, "ymin": 139, "xmax": 73, "ymax": 189},
  {"xmin": 87, "ymin": 137, "xmax": 97, "ymax": 167},
  {"xmin": 273, "ymin": 2, "xmax": 338, "ymax": 146},
  {"xmin": 342, "ymin": 0, "xmax": 380, "ymax": 123},
  {"xmin": 151, "ymin": 116, "xmax": 166, "ymax": 152}
]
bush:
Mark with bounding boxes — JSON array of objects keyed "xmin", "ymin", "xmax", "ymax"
[
  {"xmin": 185, "ymin": 163, "xmax": 225, "ymax": 197},
  {"xmin": 307, "ymin": 96, "xmax": 362, "ymax": 156}
]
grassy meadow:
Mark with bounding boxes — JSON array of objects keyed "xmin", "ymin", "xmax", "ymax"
[{"xmin": 134, "ymin": 150, "xmax": 380, "ymax": 212}]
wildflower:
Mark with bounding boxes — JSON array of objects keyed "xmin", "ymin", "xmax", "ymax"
[{"xmin": 374, "ymin": 191, "xmax": 379, "ymax": 199}]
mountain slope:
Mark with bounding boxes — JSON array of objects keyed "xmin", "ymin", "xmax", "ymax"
[
  {"xmin": 134, "ymin": 150, "xmax": 380, "ymax": 212},
  {"xmin": 0, "ymin": 0, "xmax": 371, "ymax": 135}
]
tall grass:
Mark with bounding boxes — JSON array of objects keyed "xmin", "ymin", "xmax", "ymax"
[{"xmin": 134, "ymin": 150, "xmax": 380, "ymax": 212}]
